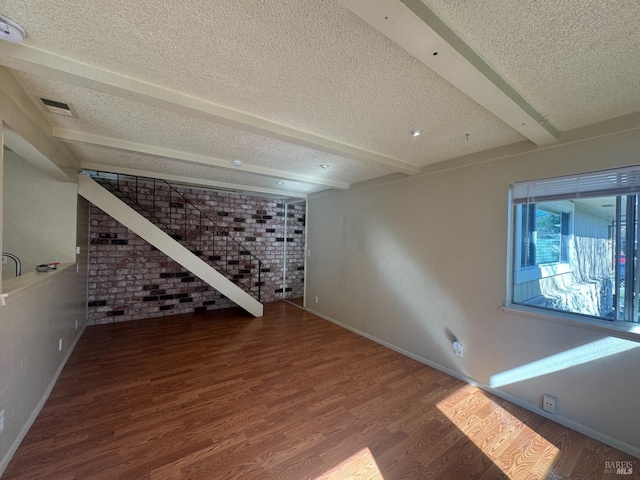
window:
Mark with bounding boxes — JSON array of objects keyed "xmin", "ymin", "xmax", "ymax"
[
  {"xmin": 532, "ymin": 207, "xmax": 562, "ymax": 263},
  {"xmin": 519, "ymin": 203, "xmax": 571, "ymax": 266},
  {"xmin": 510, "ymin": 166, "xmax": 640, "ymax": 325},
  {"xmin": 514, "ymin": 202, "xmax": 572, "ymax": 284}
]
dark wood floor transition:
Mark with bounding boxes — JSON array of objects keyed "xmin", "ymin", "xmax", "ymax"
[{"xmin": 4, "ymin": 302, "xmax": 637, "ymax": 479}]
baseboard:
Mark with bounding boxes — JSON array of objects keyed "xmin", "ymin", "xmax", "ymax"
[
  {"xmin": 0, "ymin": 325, "xmax": 87, "ymax": 477},
  {"xmin": 306, "ymin": 307, "xmax": 640, "ymax": 459}
]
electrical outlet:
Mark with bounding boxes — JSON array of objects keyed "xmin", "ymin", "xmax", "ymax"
[
  {"xmin": 58, "ymin": 338, "xmax": 63, "ymax": 352},
  {"xmin": 314, "ymin": 296, "xmax": 319, "ymax": 304},
  {"xmin": 1, "ymin": 255, "xmax": 7, "ymax": 265},
  {"xmin": 453, "ymin": 341, "xmax": 464, "ymax": 357},
  {"xmin": 306, "ymin": 250, "xmax": 311, "ymax": 257},
  {"xmin": 542, "ymin": 394, "xmax": 557, "ymax": 414},
  {"xmin": 76, "ymin": 246, "xmax": 81, "ymax": 255},
  {"xmin": 0, "ymin": 409, "xmax": 4, "ymax": 434}
]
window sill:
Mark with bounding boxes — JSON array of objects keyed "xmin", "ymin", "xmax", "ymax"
[
  {"xmin": 1, "ymin": 263, "xmax": 76, "ymax": 305},
  {"xmin": 503, "ymin": 304, "xmax": 640, "ymax": 344},
  {"xmin": 515, "ymin": 263, "xmax": 572, "ymax": 284}
]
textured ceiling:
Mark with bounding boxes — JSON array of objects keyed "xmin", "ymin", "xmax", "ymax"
[
  {"xmin": 0, "ymin": 0, "xmax": 638, "ymax": 196},
  {"xmin": 73, "ymin": 144, "xmax": 326, "ymax": 196},
  {"xmin": 13, "ymin": 71, "xmax": 399, "ymax": 185},
  {"xmin": 425, "ymin": 0, "xmax": 640, "ymax": 131},
  {"xmin": 1, "ymin": 0, "xmax": 521, "ymax": 149}
]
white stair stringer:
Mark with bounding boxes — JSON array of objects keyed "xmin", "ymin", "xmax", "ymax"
[{"xmin": 78, "ymin": 175, "xmax": 263, "ymax": 317}]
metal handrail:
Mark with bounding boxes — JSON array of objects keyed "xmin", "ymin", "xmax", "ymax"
[{"xmin": 88, "ymin": 171, "xmax": 263, "ymax": 301}]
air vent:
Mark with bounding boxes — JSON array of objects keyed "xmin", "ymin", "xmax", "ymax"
[{"xmin": 40, "ymin": 98, "xmax": 77, "ymax": 118}]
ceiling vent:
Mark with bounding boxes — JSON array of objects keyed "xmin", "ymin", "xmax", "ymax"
[{"xmin": 40, "ymin": 98, "xmax": 78, "ymax": 118}]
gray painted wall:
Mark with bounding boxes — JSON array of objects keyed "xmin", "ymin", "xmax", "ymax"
[
  {"xmin": 0, "ymin": 263, "xmax": 88, "ymax": 476},
  {"xmin": 2, "ymin": 151, "xmax": 78, "ymax": 280},
  {"xmin": 0, "ymin": 187, "xmax": 88, "ymax": 475},
  {"xmin": 306, "ymin": 128, "xmax": 640, "ymax": 454}
]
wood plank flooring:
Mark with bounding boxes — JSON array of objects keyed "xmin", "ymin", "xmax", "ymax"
[{"xmin": 3, "ymin": 302, "xmax": 637, "ymax": 479}]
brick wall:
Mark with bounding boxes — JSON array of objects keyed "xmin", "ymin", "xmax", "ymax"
[
  {"xmin": 284, "ymin": 202, "xmax": 306, "ymax": 300},
  {"xmin": 88, "ymin": 180, "xmax": 306, "ymax": 324}
]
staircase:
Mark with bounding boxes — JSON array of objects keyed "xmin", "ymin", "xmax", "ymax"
[{"xmin": 78, "ymin": 173, "xmax": 264, "ymax": 317}]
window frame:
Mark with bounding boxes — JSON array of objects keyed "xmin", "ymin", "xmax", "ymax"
[
  {"xmin": 513, "ymin": 201, "xmax": 573, "ymax": 284},
  {"xmin": 502, "ymin": 303, "xmax": 640, "ymax": 343},
  {"xmin": 506, "ymin": 167, "xmax": 640, "ymax": 341}
]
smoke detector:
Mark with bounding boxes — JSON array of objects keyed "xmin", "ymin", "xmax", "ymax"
[{"xmin": 0, "ymin": 15, "xmax": 26, "ymax": 44}]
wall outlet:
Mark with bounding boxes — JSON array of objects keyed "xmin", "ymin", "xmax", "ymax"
[
  {"xmin": 306, "ymin": 250, "xmax": 311, "ymax": 257},
  {"xmin": 453, "ymin": 341, "xmax": 464, "ymax": 357},
  {"xmin": 1, "ymin": 255, "xmax": 7, "ymax": 265},
  {"xmin": 0, "ymin": 409, "xmax": 4, "ymax": 434},
  {"xmin": 542, "ymin": 394, "xmax": 557, "ymax": 414},
  {"xmin": 314, "ymin": 296, "xmax": 319, "ymax": 304},
  {"xmin": 76, "ymin": 246, "xmax": 81, "ymax": 255},
  {"xmin": 58, "ymin": 338, "xmax": 63, "ymax": 352}
]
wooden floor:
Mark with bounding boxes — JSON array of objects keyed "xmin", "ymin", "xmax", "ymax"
[
  {"xmin": 286, "ymin": 297, "xmax": 304, "ymax": 307},
  {"xmin": 4, "ymin": 302, "xmax": 637, "ymax": 480}
]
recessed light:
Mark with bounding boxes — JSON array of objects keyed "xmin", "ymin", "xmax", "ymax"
[
  {"xmin": 410, "ymin": 130, "xmax": 421, "ymax": 137},
  {"xmin": 320, "ymin": 164, "xmax": 330, "ymax": 169},
  {"xmin": 232, "ymin": 160, "xmax": 242, "ymax": 167},
  {"xmin": 276, "ymin": 181, "xmax": 284, "ymax": 185}
]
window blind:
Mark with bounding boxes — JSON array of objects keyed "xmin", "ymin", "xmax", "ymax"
[{"xmin": 512, "ymin": 165, "xmax": 640, "ymax": 204}]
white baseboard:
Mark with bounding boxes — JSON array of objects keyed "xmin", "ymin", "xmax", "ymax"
[
  {"xmin": 0, "ymin": 325, "xmax": 87, "ymax": 477},
  {"xmin": 306, "ymin": 307, "xmax": 640, "ymax": 459}
]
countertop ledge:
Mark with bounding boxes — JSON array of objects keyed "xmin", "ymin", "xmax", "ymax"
[{"xmin": 1, "ymin": 263, "xmax": 76, "ymax": 304}]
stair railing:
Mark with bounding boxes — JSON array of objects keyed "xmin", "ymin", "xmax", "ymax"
[{"xmin": 87, "ymin": 171, "xmax": 263, "ymax": 302}]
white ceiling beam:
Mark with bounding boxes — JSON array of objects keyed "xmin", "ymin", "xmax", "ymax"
[
  {"xmin": 81, "ymin": 163, "xmax": 306, "ymax": 199},
  {"xmin": 0, "ymin": 66, "xmax": 79, "ymax": 182},
  {"xmin": 55, "ymin": 129, "xmax": 349, "ymax": 190},
  {"xmin": 339, "ymin": 0, "xmax": 559, "ymax": 145},
  {"xmin": 0, "ymin": 43, "xmax": 420, "ymax": 175},
  {"xmin": 4, "ymin": 128, "xmax": 73, "ymax": 182}
]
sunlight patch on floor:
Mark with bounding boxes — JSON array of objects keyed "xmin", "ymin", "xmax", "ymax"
[
  {"xmin": 314, "ymin": 448, "xmax": 384, "ymax": 480},
  {"xmin": 436, "ymin": 385, "xmax": 559, "ymax": 479}
]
